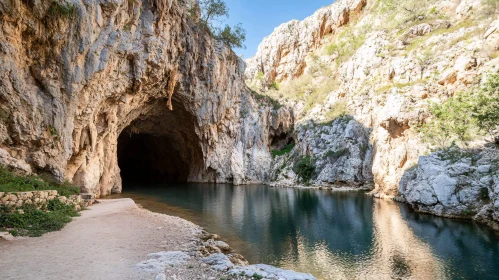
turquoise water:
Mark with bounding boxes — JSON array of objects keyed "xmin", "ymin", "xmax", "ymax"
[{"xmin": 111, "ymin": 183, "xmax": 499, "ymax": 280}]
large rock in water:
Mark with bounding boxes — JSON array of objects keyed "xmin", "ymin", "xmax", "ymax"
[
  {"xmin": 0, "ymin": 0, "xmax": 293, "ymax": 196},
  {"xmin": 399, "ymin": 147, "xmax": 499, "ymax": 230},
  {"xmin": 270, "ymin": 116, "xmax": 373, "ymax": 188}
]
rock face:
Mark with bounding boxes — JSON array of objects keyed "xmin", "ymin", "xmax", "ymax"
[
  {"xmin": 245, "ymin": 0, "xmax": 367, "ymax": 84},
  {"xmin": 399, "ymin": 147, "xmax": 499, "ymax": 230},
  {"xmin": 271, "ymin": 117, "xmax": 373, "ymax": 188},
  {"xmin": 247, "ymin": 0, "xmax": 499, "ymax": 199},
  {"xmin": 0, "ymin": 0, "xmax": 292, "ymax": 196}
]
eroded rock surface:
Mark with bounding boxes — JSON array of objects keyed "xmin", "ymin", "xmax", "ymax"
[
  {"xmin": 399, "ymin": 147, "xmax": 499, "ymax": 230},
  {"xmin": 271, "ymin": 117, "xmax": 373, "ymax": 188},
  {"xmin": 245, "ymin": 0, "xmax": 367, "ymax": 84},
  {"xmin": 246, "ymin": 0, "xmax": 499, "ymax": 198},
  {"xmin": 0, "ymin": 0, "xmax": 292, "ymax": 195}
]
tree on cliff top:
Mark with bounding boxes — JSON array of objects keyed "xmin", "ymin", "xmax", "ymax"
[{"xmin": 195, "ymin": 0, "xmax": 246, "ymax": 49}]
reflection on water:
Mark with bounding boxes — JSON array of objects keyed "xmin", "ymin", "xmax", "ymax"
[{"xmin": 109, "ymin": 184, "xmax": 499, "ymax": 280}]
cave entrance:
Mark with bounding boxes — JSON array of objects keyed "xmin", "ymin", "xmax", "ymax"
[
  {"xmin": 117, "ymin": 100, "xmax": 204, "ymax": 185},
  {"xmin": 118, "ymin": 133, "xmax": 190, "ymax": 183}
]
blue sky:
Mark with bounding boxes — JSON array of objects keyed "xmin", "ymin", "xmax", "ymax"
[{"xmin": 224, "ymin": 0, "xmax": 335, "ymax": 58}]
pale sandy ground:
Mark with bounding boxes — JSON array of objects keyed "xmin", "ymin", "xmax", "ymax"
[{"xmin": 0, "ymin": 199, "xmax": 236, "ymax": 280}]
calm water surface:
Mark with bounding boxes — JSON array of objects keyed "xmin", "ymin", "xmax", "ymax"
[{"xmin": 110, "ymin": 184, "xmax": 499, "ymax": 280}]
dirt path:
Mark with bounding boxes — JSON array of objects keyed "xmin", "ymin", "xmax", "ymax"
[{"xmin": 0, "ymin": 199, "xmax": 204, "ymax": 280}]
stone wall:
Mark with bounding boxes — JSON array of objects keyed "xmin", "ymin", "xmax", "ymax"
[{"xmin": 0, "ymin": 191, "xmax": 95, "ymax": 210}]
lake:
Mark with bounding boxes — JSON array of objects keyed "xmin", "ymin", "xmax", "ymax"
[{"xmin": 110, "ymin": 183, "xmax": 499, "ymax": 280}]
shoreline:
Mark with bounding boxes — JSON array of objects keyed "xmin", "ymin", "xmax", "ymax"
[
  {"xmin": 0, "ymin": 198, "xmax": 316, "ymax": 280},
  {"xmin": 268, "ymin": 182, "xmax": 499, "ymax": 232}
]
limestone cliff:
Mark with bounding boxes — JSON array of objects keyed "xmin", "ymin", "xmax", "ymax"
[
  {"xmin": 247, "ymin": 0, "xmax": 499, "ymax": 226},
  {"xmin": 0, "ymin": 0, "xmax": 293, "ymax": 196}
]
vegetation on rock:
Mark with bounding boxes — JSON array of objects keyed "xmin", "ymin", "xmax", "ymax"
[
  {"xmin": 193, "ymin": 0, "xmax": 247, "ymax": 49},
  {"xmin": 249, "ymin": 89, "xmax": 282, "ymax": 110},
  {"xmin": 419, "ymin": 72, "xmax": 499, "ymax": 148},
  {"xmin": 0, "ymin": 166, "xmax": 80, "ymax": 197},
  {"xmin": 271, "ymin": 143, "xmax": 295, "ymax": 158},
  {"xmin": 293, "ymin": 156, "xmax": 315, "ymax": 183},
  {"xmin": 47, "ymin": 0, "xmax": 76, "ymax": 19},
  {"xmin": 0, "ymin": 199, "xmax": 79, "ymax": 237}
]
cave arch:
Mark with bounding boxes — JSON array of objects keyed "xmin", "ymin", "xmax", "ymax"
[{"xmin": 117, "ymin": 99, "xmax": 206, "ymax": 185}]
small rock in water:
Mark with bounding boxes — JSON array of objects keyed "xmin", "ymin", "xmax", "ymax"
[{"xmin": 214, "ymin": 241, "xmax": 230, "ymax": 251}]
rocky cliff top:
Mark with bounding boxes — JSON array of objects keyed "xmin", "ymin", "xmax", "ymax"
[{"xmin": 245, "ymin": 0, "xmax": 366, "ymax": 83}]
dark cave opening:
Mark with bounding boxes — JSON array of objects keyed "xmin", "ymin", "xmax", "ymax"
[
  {"xmin": 116, "ymin": 100, "xmax": 205, "ymax": 185},
  {"xmin": 270, "ymin": 130, "xmax": 295, "ymax": 151},
  {"xmin": 117, "ymin": 133, "xmax": 190, "ymax": 183}
]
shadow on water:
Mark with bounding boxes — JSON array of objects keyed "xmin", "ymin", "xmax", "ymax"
[{"xmin": 109, "ymin": 183, "xmax": 499, "ymax": 280}]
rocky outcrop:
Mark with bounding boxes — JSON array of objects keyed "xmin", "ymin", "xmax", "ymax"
[
  {"xmin": 247, "ymin": 0, "xmax": 499, "ymax": 199},
  {"xmin": 271, "ymin": 116, "xmax": 373, "ymax": 188},
  {"xmin": 0, "ymin": 0, "xmax": 292, "ymax": 196},
  {"xmin": 245, "ymin": 0, "xmax": 367, "ymax": 84},
  {"xmin": 399, "ymin": 147, "xmax": 499, "ymax": 230}
]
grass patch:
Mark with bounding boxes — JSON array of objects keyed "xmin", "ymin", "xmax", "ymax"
[
  {"xmin": 324, "ymin": 25, "xmax": 366, "ymax": 66},
  {"xmin": 0, "ymin": 199, "xmax": 79, "ymax": 237},
  {"xmin": 271, "ymin": 143, "xmax": 295, "ymax": 158},
  {"xmin": 323, "ymin": 100, "xmax": 348, "ymax": 123},
  {"xmin": 0, "ymin": 165, "xmax": 80, "ymax": 197}
]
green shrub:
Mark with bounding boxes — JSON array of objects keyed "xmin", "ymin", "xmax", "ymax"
[
  {"xmin": 271, "ymin": 143, "xmax": 295, "ymax": 158},
  {"xmin": 252, "ymin": 273, "xmax": 263, "ymax": 280},
  {"xmin": 419, "ymin": 72, "xmax": 499, "ymax": 148},
  {"xmin": 47, "ymin": 1, "xmax": 76, "ymax": 19},
  {"xmin": 0, "ymin": 199, "xmax": 79, "ymax": 237},
  {"xmin": 268, "ymin": 81, "xmax": 279, "ymax": 90},
  {"xmin": 0, "ymin": 165, "xmax": 80, "ymax": 197},
  {"xmin": 436, "ymin": 145, "xmax": 475, "ymax": 163},
  {"xmin": 214, "ymin": 23, "xmax": 246, "ymax": 49},
  {"xmin": 293, "ymin": 156, "xmax": 315, "ymax": 182},
  {"xmin": 256, "ymin": 71, "xmax": 264, "ymax": 81},
  {"xmin": 479, "ymin": 188, "xmax": 489, "ymax": 200}
]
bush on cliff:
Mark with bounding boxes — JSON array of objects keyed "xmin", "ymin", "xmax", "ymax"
[
  {"xmin": 0, "ymin": 165, "xmax": 80, "ymax": 197},
  {"xmin": 190, "ymin": 0, "xmax": 247, "ymax": 49},
  {"xmin": 419, "ymin": 72, "xmax": 499, "ymax": 148},
  {"xmin": 294, "ymin": 156, "xmax": 315, "ymax": 183}
]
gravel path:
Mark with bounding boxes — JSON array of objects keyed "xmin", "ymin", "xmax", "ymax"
[{"xmin": 0, "ymin": 199, "xmax": 227, "ymax": 280}]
